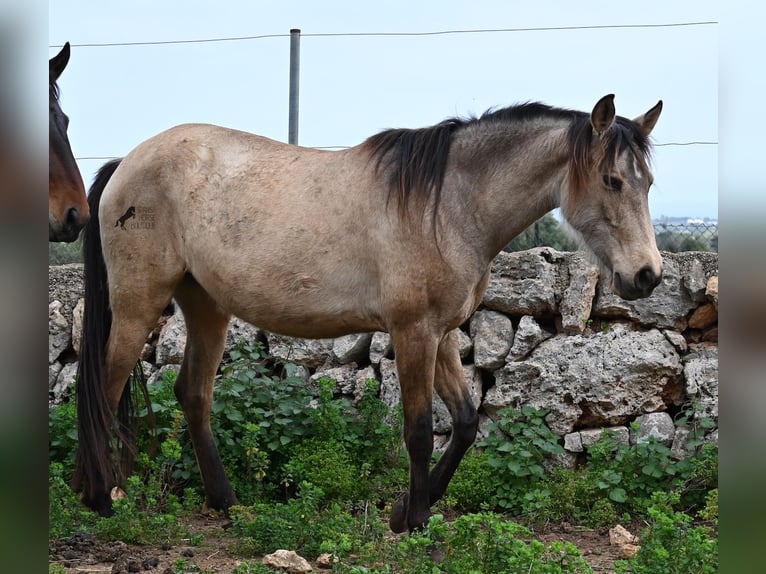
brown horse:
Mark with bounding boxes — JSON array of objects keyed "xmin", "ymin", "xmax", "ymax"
[
  {"xmin": 75, "ymin": 94, "xmax": 662, "ymax": 532},
  {"xmin": 50, "ymin": 42, "xmax": 88, "ymax": 242}
]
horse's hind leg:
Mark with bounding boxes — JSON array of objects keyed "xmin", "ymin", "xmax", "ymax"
[
  {"xmin": 428, "ymin": 329, "xmax": 479, "ymax": 504},
  {"xmin": 172, "ymin": 275, "xmax": 236, "ymax": 512},
  {"xmin": 80, "ymin": 290, "xmax": 173, "ymax": 515}
]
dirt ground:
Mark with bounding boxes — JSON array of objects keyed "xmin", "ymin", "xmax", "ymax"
[{"xmin": 49, "ymin": 514, "xmax": 626, "ymax": 573}]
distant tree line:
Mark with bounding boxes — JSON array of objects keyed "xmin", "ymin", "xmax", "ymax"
[
  {"xmin": 503, "ymin": 213, "xmax": 577, "ymax": 252},
  {"xmin": 49, "ymin": 236, "xmax": 83, "ymax": 265},
  {"xmin": 503, "ymin": 215, "xmax": 718, "ymax": 254}
]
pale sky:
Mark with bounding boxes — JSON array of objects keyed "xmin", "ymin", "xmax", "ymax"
[{"xmin": 49, "ymin": 0, "xmax": 718, "ymax": 220}]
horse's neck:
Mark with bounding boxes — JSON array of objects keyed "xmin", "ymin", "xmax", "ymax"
[{"xmin": 447, "ymin": 121, "xmax": 571, "ymax": 261}]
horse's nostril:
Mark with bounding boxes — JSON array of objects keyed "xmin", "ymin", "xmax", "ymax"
[
  {"xmin": 65, "ymin": 207, "xmax": 79, "ymax": 227},
  {"xmin": 65, "ymin": 206, "xmax": 89, "ymax": 230},
  {"xmin": 635, "ymin": 266, "xmax": 660, "ymax": 291}
]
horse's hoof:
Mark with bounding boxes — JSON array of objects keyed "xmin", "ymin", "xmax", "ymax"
[
  {"xmin": 389, "ymin": 494, "xmax": 409, "ymax": 533},
  {"xmin": 81, "ymin": 492, "xmax": 115, "ymax": 518}
]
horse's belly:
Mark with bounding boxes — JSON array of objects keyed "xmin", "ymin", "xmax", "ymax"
[{"xmin": 191, "ymin": 260, "xmax": 385, "ymax": 339}]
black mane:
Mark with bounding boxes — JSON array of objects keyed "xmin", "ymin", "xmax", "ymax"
[{"xmin": 363, "ymin": 101, "xmax": 652, "ymax": 221}]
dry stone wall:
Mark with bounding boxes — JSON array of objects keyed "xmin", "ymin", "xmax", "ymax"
[{"xmin": 49, "ymin": 248, "xmax": 719, "ymax": 463}]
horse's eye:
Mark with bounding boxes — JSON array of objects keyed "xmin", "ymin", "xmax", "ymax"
[{"xmin": 602, "ymin": 175, "xmax": 623, "ymax": 192}]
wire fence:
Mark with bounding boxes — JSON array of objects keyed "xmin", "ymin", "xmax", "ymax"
[
  {"xmin": 504, "ymin": 217, "xmax": 718, "ymax": 253},
  {"xmin": 653, "ymin": 222, "xmax": 718, "ymax": 253}
]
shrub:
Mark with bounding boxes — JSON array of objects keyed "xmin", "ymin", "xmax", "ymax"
[
  {"xmin": 347, "ymin": 513, "xmax": 594, "ymax": 574},
  {"xmin": 48, "ymin": 401, "xmax": 78, "ymax": 470},
  {"xmin": 698, "ymin": 488, "xmax": 718, "ymax": 528},
  {"xmin": 615, "ymin": 492, "xmax": 718, "ymax": 574},
  {"xmin": 48, "ymin": 462, "xmax": 97, "ymax": 539},
  {"xmin": 585, "ymin": 423, "xmax": 718, "ymax": 515},
  {"xmin": 282, "ymin": 438, "xmax": 359, "ymax": 501},
  {"xmin": 444, "ymin": 448, "xmax": 498, "ymax": 513},
  {"xmin": 478, "ymin": 406, "xmax": 564, "ymax": 511},
  {"xmin": 230, "ymin": 482, "xmax": 385, "ymax": 560}
]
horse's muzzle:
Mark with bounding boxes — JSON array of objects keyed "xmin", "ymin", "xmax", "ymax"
[
  {"xmin": 49, "ymin": 206, "xmax": 89, "ymax": 242},
  {"xmin": 613, "ymin": 265, "xmax": 663, "ymax": 300}
]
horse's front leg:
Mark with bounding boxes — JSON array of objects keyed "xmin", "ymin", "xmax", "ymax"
[{"xmin": 388, "ymin": 326, "xmax": 440, "ymax": 533}]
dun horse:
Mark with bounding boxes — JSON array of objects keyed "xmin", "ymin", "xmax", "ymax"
[
  {"xmin": 75, "ymin": 95, "xmax": 663, "ymax": 532},
  {"xmin": 50, "ymin": 42, "xmax": 88, "ymax": 242}
]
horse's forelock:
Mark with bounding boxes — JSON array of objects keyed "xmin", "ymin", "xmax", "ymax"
[{"xmin": 567, "ymin": 115, "xmax": 653, "ymax": 199}]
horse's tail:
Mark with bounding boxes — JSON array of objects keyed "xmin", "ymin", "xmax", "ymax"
[{"xmin": 73, "ymin": 158, "xmax": 149, "ymax": 515}]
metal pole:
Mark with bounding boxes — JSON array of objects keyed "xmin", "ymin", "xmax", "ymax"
[{"xmin": 288, "ymin": 28, "xmax": 301, "ymax": 145}]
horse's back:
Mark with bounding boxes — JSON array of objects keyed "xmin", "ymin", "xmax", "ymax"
[{"xmin": 99, "ymin": 123, "xmax": 388, "ymax": 337}]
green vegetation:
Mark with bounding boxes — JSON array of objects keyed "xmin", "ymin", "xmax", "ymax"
[
  {"xmin": 49, "ymin": 342, "xmax": 717, "ymax": 572},
  {"xmin": 49, "ymin": 234, "xmax": 83, "ymax": 264},
  {"xmin": 504, "ymin": 213, "xmax": 577, "ymax": 252},
  {"xmin": 615, "ymin": 492, "xmax": 718, "ymax": 574},
  {"xmin": 500, "ymin": 213, "xmax": 718, "ymax": 253}
]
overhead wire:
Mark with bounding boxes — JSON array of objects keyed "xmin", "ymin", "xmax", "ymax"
[
  {"xmin": 60, "ymin": 20, "xmax": 718, "ymax": 157},
  {"xmin": 51, "ymin": 21, "xmax": 717, "ymax": 49}
]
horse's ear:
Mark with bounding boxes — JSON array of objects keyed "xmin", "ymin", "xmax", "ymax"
[
  {"xmin": 50, "ymin": 42, "xmax": 71, "ymax": 81},
  {"xmin": 633, "ymin": 100, "xmax": 663, "ymax": 137},
  {"xmin": 591, "ymin": 94, "xmax": 616, "ymax": 135}
]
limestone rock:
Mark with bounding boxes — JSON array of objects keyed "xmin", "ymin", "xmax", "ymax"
[
  {"xmin": 47, "ymin": 263, "xmax": 84, "ymax": 314},
  {"xmin": 379, "ymin": 358, "xmax": 400, "ymax": 421},
  {"xmin": 49, "ymin": 361, "xmax": 63, "ymax": 392},
  {"xmin": 610, "ymin": 524, "xmax": 641, "ymax": 558},
  {"xmin": 618, "ymin": 544, "xmax": 641, "ymax": 559},
  {"xmin": 682, "ymin": 258, "xmax": 709, "ymax": 303},
  {"xmin": 51, "ymin": 361, "xmax": 77, "ymax": 404},
  {"xmin": 631, "ymin": 412, "xmax": 675, "ymax": 446},
  {"xmin": 609, "ymin": 524, "xmax": 638, "ymax": 546},
  {"xmin": 662, "ymin": 329, "xmax": 688, "ymax": 354},
  {"xmin": 560, "ymin": 254, "xmax": 600, "ymax": 334},
  {"xmin": 310, "ymin": 364, "xmax": 377, "ymax": 403},
  {"xmin": 225, "ymin": 317, "xmax": 264, "ymax": 350},
  {"xmin": 580, "ymin": 426, "xmax": 629, "ymax": 449},
  {"xmin": 470, "ymin": 309, "xmax": 513, "ymax": 370},
  {"xmin": 683, "ymin": 345, "xmax": 718, "ymax": 421},
  {"xmin": 671, "ymin": 426, "xmax": 694, "ymax": 460},
  {"xmin": 332, "ymin": 333, "xmax": 373, "ymax": 365},
  {"xmin": 267, "ymin": 333, "xmax": 335, "ymax": 369},
  {"xmin": 507, "ymin": 315, "xmax": 553, "ymax": 361},
  {"xmin": 156, "ymin": 306, "xmax": 187, "ymax": 365},
  {"xmin": 486, "ymin": 323, "xmax": 682, "ymax": 435},
  {"xmin": 564, "ymin": 426, "xmax": 629, "ymax": 453},
  {"xmin": 49, "ymin": 300, "xmax": 70, "ymax": 364},
  {"xmin": 262, "ymin": 549, "xmax": 312, "ymax": 573},
  {"xmin": 563, "ymin": 432, "xmax": 583, "ymax": 452},
  {"xmin": 71, "ymin": 298, "xmax": 85, "ymax": 356},
  {"xmin": 316, "ymin": 553, "xmax": 339, "ymax": 569},
  {"xmin": 455, "ymin": 328, "xmax": 473, "ymax": 359},
  {"xmin": 369, "ymin": 331, "xmax": 392, "ymax": 365},
  {"xmin": 483, "ymin": 248, "xmax": 564, "ymax": 315}
]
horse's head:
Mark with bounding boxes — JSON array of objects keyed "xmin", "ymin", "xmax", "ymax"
[
  {"xmin": 562, "ymin": 94, "xmax": 664, "ymax": 301},
  {"xmin": 50, "ymin": 42, "xmax": 88, "ymax": 242}
]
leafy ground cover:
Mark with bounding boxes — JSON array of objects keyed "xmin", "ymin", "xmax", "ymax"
[{"xmin": 49, "ymin": 343, "xmax": 717, "ymax": 573}]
